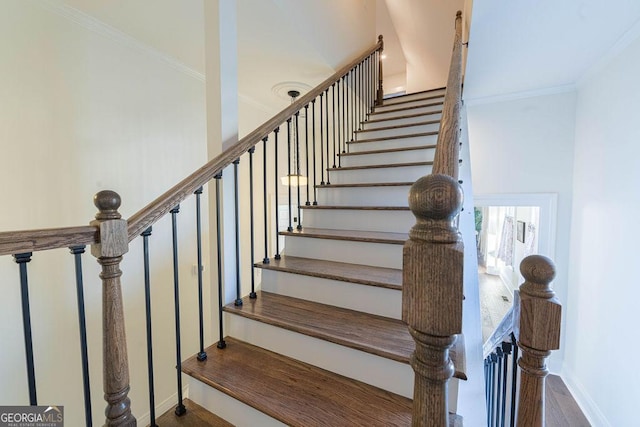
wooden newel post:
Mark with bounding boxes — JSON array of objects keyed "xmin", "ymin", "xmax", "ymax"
[
  {"xmin": 515, "ymin": 255, "xmax": 561, "ymax": 426},
  {"xmin": 376, "ymin": 34, "xmax": 384, "ymax": 106},
  {"xmin": 403, "ymin": 174, "xmax": 464, "ymax": 426},
  {"xmin": 91, "ymin": 190, "xmax": 136, "ymax": 426}
]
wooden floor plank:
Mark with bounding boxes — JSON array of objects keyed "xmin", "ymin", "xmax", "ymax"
[
  {"xmin": 182, "ymin": 338, "xmax": 412, "ymax": 427},
  {"xmin": 355, "ymin": 120, "xmax": 440, "ymax": 134},
  {"xmin": 546, "ymin": 375, "xmax": 591, "ymax": 426},
  {"xmin": 349, "ymin": 132, "xmax": 438, "ymax": 144},
  {"xmin": 327, "ymin": 161, "xmax": 432, "ymax": 171},
  {"xmin": 279, "ymin": 227, "xmax": 407, "ymax": 244},
  {"xmin": 254, "ymin": 255, "xmax": 402, "ymax": 290},
  {"xmin": 339, "ymin": 144, "xmax": 437, "ymax": 157},
  {"xmin": 362, "ymin": 110, "xmax": 443, "ymax": 125},
  {"xmin": 368, "ymin": 101, "xmax": 444, "ymax": 116},
  {"xmin": 152, "ymin": 398, "xmax": 233, "ymax": 427}
]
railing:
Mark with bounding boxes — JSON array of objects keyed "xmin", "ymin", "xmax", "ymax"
[
  {"xmin": 0, "ymin": 37, "xmax": 384, "ymax": 425},
  {"xmin": 403, "ymin": 11, "xmax": 465, "ymax": 425},
  {"xmin": 483, "ymin": 256, "xmax": 562, "ymax": 426}
]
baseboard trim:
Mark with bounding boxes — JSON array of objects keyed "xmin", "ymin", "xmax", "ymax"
[
  {"xmin": 136, "ymin": 384, "xmax": 190, "ymax": 426},
  {"xmin": 560, "ymin": 367, "xmax": 610, "ymax": 427}
]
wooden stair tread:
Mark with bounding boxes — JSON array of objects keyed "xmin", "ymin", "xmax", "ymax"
[
  {"xmin": 301, "ymin": 205, "xmax": 409, "ymax": 211},
  {"xmin": 349, "ymin": 131, "xmax": 438, "ymax": 144},
  {"xmin": 383, "ymin": 87, "xmax": 445, "ymax": 101},
  {"xmin": 279, "ymin": 227, "xmax": 407, "ymax": 244},
  {"xmin": 380, "ymin": 94, "xmax": 444, "ymax": 108},
  {"xmin": 339, "ymin": 144, "xmax": 437, "ymax": 157},
  {"xmin": 369, "ymin": 101, "xmax": 443, "ymax": 116},
  {"xmin": 316, "ymin": 182, "xmax": 414, "ymax": 188},
  {"xmin": 224, "ymin": 291, "xmax": 414, "ymax": 363},
  {"xmin": 153, "ymin": 398, "xmax": 232, "ymax": 427},
  {"xmin": 328, "ymin": 161, "xmax": 432, "ymax": 171},
  {"xmin": 183, "ymin": 337, "xmax": 412, "ymax": 427},
  {"xmin": 355, "ymin": 119, "xmax": 440, "ymax": 134},
  {"xmin": 362, "ymin": 110, "xmax": 443, "ymax": 125},
  {"xmin": 254, "ymin": 255, "xmax": 402, "ymax": 290}
]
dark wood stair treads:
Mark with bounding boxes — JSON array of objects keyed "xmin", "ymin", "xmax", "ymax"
[
  {"xmin": 355, "ymin": 120, "xmax": 440, "ymax": 134},
  {"xmin": 254, "ymin": 255, "xmax": 402, "ymax": 290},
  {"xmin": 154, "ymin": 398, "xmax": 233, "ymax": 427},
  {"xmin": 384, "ymin": 87, "xmax": 446, "ymax": 101},
  {"xmin": 301, "ymin": 205, "xmax": 410, "ymax": 211},
  {"xmin": 328, "ymin": 161, "xmax": 433, "ymax": 171},
  {"xmin": 369, "ymin": 101, "xmax": 443, "ymax": 116},
  {"xmin": 279, "ymin": 227, "xmax": 407, "ymax": 244},
  {"xmin": 317, "ymin": 182, "xmax": 414, "ymax": 188},
  {"xmin": 338, "ymin": 144, "xmax": 437, "ymax": 157},
  {"xmin": 380, "ymin": 94, "xmax": 444, "ymax": 108},
  {"xmin": 349, "ymin": 132, "xmax": 438, "ymax": 144},
  {"xmin": 224, "ymin": 291, "xmax": 414, "ymax": 363},
  {"xmin": 362, "ymin": 110, "xmax": 443, "ymax": 125},
  {"xmin": 182, "ymin": 337, "xmax": 412, "ymax": 427}
]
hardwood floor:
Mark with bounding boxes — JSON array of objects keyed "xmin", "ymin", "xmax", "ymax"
[{"xmin": 547, "ymin": 375, "xmax": 591, "ymax": 426}]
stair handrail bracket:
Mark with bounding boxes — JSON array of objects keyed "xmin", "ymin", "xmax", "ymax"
[{"xmin": 403, "ymin": 174, "xmax": 464, "ymax": 425}]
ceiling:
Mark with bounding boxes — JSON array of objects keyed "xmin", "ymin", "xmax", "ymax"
[
  {"xmin": 52, "ymin": 0, "xmax": 640, "ymax": 109},
  {"xmin": 464, "ymin": 0, "xmax": 640, "ymax": 101}
]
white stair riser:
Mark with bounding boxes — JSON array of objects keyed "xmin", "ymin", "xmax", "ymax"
[
  {"xmin": 259, "ymin": 269, "xmax": 402, "ymax": 319},
  {"xmin": 356, "ymin": 122, "xmax": 440, "ymax": 140},
  {"xmin": 226, "ymin": 314, "xmax": 414, "ymax": 398},
  {"xmin": 303, "ymin": 209, "xmax": 414, "ymax": 234},
  {"xmin": 363, "ymin": 113, "xmax": 442, "ymax": 130},
  {"xmin": 369, "ymin": 104, "xmax": 442, "ymax": 120},
  {"xmin": 317, "ymin": 185, "xmax": 412, "ymax": 206},
  {"xmin": 383, "ymin": 89, "xmax": 446, "ymax": 104},
  {"xmin": 189, "ymin": 378, "xmax": 285, "ymax": 427},
  {"xmin": 349, "ymin": 134, "xmax": 438, "ymax": 152},
  {"xmin": 327, "ymin": 164, "xmax": 433, "ymax": 185},
  {"xmin": 375, "ymin": 96, "xmax": 444, "ymax": 112},
  {"xmin": 283, "ymin": 236, "xmax": 403, "ymax": 269},
  {"xmin": 340, "ymin": 148, "xmax": 435, "ymax": 168}
]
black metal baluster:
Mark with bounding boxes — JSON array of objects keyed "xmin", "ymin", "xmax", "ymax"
[
  {"xmin": 286, "ymin": 118, "xmax": 293, "ymax": 232},
  {"xmin": 356, "ymin": 64, "xmax": 361, "ymax": 130},
  {"xmin": 248, "ymin": 148, "xmax": 257, "ymax": 299},
  {"xmin": 295, "ymin": 112, "xmax": 302, "ymax": 230},
  {"xmin": 489, "ymin": 352, "xmax": 497, "ymax": 426},
  {"xmin": 324, "ymin": 88, "xmax": 330, "ymax": 184},
  {"xmin": 311, "ymin": 100, "xmax": 318, "ymax": 204},
  {"xmin": 194, "ymin": 187, "xmax": 207, "ymax": 361},
  {"xmin": 69, "ymin": 246, "xmax": 93, "ymax": 425},
  {"xmin": 233, "ymin": 159, "xmax": 243, "ymax": 306},
  {"xmin": 336, "ymin": 79, "xmax": 341, "ymax": 168},
  {"xmin": 14, "ymin": 252, "xmax": 36, "ymax": 405},
  {"xmin": 496, "ymin": 347, "xmax": 504, "ymax": 427},
  {"xmin": 170, "ymin": 205, "xmax": 186, "ymax": 416},
  {"xmin": 304, "ymin": 104, "xmax": 310, "ymax": 206},
  {"xmin": 342, "ymin": 75, "xmax": 347, "ymax": 155},
  {"xmin": 319, "ymin": 94, "xmax": 325, "ymax": 186},
  {"xmin": 274, "ymin": 127, "xmax": 282, "ymax": 260},
  {"xmin": 261, "ymin": 137, "xmax": 270, "ymax": 264},
  {"xmin": 351, "ymin": 69, "xmax": 355, "ymax": 145},
  {"xmin": 501, "ymin": 341, "xmax": 512, "ymax": 427},
  {"xmin": 214, "ymin": 173, "xmax": 227, "ymax": 348},
  {"xmin": 332, "ymin": 83, "xmax": 337, "ymax": 169},
  {"xmin": 485, "ymin": 358, "xmax": 490, "ymax": 425},
  {"xmin": 140, "ymin": 228, "xmax": 157, "ymax": 427},
  {"xmin": 510, "ymin": 333, "xmax": 519, "ymax": 426}
]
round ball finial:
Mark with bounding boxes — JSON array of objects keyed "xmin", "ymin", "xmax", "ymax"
[
  {"xmin": 94, "ymin": 190, "xmax": 122, "ymax": 220},
  {"xmin": 520, "ymin": 255, "xmax": 556, "ymax": 285},
  {"xmin": 378, "ymin": 34, "xmax": 383, "ymax": 42},
  {"xmin": 408, "ymin": 174, "xmax": 463, "ymax": 221}
]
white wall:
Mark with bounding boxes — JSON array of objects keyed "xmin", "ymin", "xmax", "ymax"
[
  {"xmin": 563, "ymin": 33, "xmax": 640, "ymax": 426},
  {"xmin": 466, "ymin": 92, "xmax": 576, "ymax": 372},
  {"xmin": 0, "ymin": 2, "xmax": 208, "ymax": 425}
]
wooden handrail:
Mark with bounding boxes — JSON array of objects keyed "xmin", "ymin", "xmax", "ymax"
[
  {"xmin": 0, "ymin": 225, "xmax": 98, "ymax": 257},
  {"xmin": 127, "ymin": 38, "xmax": 383, "ymax": 240},
  {"xmin": 483, "ymin": 301, "xmax": 515, "ymax": 358},
  {"xmin": 432, "ymin": 10, "xmax": 463, "ymax": 178}
]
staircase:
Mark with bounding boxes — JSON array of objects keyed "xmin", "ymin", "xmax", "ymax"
[{"xmin": 181, "ymin": 88, "xmax": 464, "ymax": 426}]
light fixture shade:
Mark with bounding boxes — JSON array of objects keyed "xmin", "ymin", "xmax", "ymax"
[{"xmin": 280, "ymin": 174, "xmax": 308, "ymax": 187}]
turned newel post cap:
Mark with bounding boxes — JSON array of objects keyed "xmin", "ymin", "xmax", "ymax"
[
  {"xmin": 456, "ymin": 10, "xmax": 462, "ymax": 18},
  {"xmin": 94, "ymin": 190, "xmax": 122, "ymax": 221},
  {"xmin": 408, "ymin": 174, "xmax": 463, "ymax": 222},
  {"xmin": 378, "ymin": 34, "xmax": 383, "ymax": 42},
  {"xmin": 520, "ymin": 255, "xmax": 556, "ymax": 286}
]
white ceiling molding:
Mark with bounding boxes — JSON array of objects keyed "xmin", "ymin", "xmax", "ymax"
[
  {"xmin": 464, "ymin": 83, "xmax": 577, "ymax": 107},
  {"xmin": 37, "ymin": 0, "xmax": 205, "ymax": 82}
]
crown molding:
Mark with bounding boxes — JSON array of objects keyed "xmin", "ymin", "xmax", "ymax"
[
  {"xmin": 38, "ymin": 0, "xmax": 205, "ymax": 82},
  {"xmin": 464, "ymin": 83, "xmax": 576, "ymax": 106}
]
